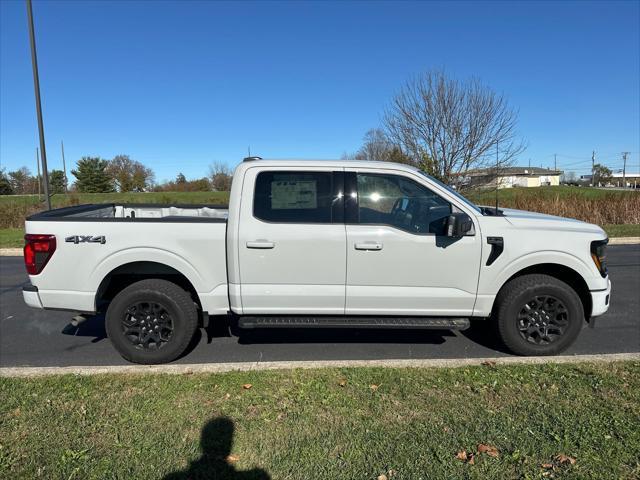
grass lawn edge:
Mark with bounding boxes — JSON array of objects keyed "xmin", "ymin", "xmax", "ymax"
[{"xmin": 1, "ymin": 360, "xmax": 639, "ymax": 480}]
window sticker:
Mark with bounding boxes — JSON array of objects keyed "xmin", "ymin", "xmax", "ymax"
[{"xmin": 271, "ymin": 180, "xmax": 318, "ymax": 209}]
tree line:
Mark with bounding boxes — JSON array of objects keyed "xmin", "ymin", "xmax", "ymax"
[{"xmin": 0, "ymin": 155, "xmax": 232, "ymax": 195}]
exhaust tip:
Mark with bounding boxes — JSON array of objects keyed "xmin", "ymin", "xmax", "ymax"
[{"xmin": 71, "ymin": 315, "xmax": 88, "ymax": 327}]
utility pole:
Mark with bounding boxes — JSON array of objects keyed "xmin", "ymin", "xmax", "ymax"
[
  {"xmin": 61, "ymin": 140, "xmax": 68, "ymax": 193},
  {"xmin": 36, "ymin": 147, "xmax": 41, "ymax": 196},
  {"xmin": 26, "ymin": 0, "xmax": 51, "ymax": 210},
  {"xmin": 621, "ymin": 152, "xmax": 630, "ymax": 188},
  {"xmin": 554, "ymin": 153, "xmax": 557, "ymax": 172},
  {"xmin": 495, "ymin": 140, "xmax": 499, "ymax": 212},
  {"xmin": 591, "ymin": 151, "xmax": 596, "ymax": 187}
]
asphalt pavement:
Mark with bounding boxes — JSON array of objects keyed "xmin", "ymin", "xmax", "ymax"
[{"xmin": 1, "ymin": 245, "xmax": 638, "ymax": 367}]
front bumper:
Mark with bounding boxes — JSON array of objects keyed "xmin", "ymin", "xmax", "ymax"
[
  {"xmin": 590, "ymin": 278, "xmax": 611, "ymax": 318},
  {"xmin": 22, "ymin": 284, "xmax": 43, "ymax": 309}
]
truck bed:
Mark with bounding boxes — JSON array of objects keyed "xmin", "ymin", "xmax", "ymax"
[
  {"xmin": 24, "ymin": 203, "xmax": 230, "ymax": 315},
  {"xmin": 27, "ymin": 203, "xmax": 228, "ymax": 222}
]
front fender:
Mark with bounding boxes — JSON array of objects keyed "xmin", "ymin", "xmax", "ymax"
[{"xmin": 480, "ymin": 249, "xmax": 604, "ymax": 296}]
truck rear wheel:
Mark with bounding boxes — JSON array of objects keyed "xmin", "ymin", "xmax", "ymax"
[
  {"xmin": 495, "ymin": 274, "xmax": 584, "ymax": 356},
  {"xmin": 106, "ymin": 279, "xmax": 198, "ymax": 364}
]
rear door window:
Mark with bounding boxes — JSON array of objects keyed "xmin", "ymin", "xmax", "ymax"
[{"xmin": 254, "ymin": 171, "xmax": 338, "ymax": 223}]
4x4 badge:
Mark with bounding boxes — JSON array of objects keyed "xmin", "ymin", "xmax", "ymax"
[{"xmin": 65, "ymin": 235, "xmax": 106, "ymax": 244}]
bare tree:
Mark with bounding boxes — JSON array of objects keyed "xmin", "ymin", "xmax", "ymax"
[
  {"xmin": 561, "ymin": 171, "xmax": 577, "ymax": 184},
  {"xmin": 384, "ymin": 70, "xmax": 525, "ymax": 185},
  {"xmin": 208, "ymin": 161, "xmax": 233, "ymax": 191},
  {"xmin": 356, "ymin": 129, "xmax": 392, "ymax": 160},
  {"xmin": 344, "ymin": 128, "xmax": 414, "ymax": 165},
  {"xmin": 8, "ymin": 167, "xmax": 35, "ymax": 194}
]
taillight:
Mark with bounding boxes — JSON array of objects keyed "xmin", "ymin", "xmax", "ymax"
[
  {"xmin": 590, "ymin": 239, "xmax": 608, "ymax": 278},
  {"xmin": 24, "ymin": 234, "xmax": 56, "ymax": 275}
]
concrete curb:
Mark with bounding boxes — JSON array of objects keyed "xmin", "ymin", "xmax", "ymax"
[
  {"xmin": 609, "ymin": 237, "xmax": 640, "ymax": 245},
  {"xmin": 1, "ymin": 352, "xmax": 638, "ymax": 378},
  {"xmin": 0, "ymin": 248, "xmax": 22, "ymax": 256}
]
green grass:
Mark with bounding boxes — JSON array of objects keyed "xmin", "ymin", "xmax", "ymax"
[
  {"xmin": 603, "ymin": 224, "xmax": 640, "ymax": 238},
  {"xmin": 1, "ymin": 362, "xmax": 639, "ymax": 479},
  {"xmin": 467, "ymin": 185, "xmax": 639, "ymax": 204},
  {"xmin": 0, "ymin": 228, "xmax": 23, "ymax": 248},
  {"xmin": 0, "ymin": 191, "xmax": 230, "ymax": 207},
  {"xmin": 0, "ymin": 191, "xmax": 231, "ymax": 231}
]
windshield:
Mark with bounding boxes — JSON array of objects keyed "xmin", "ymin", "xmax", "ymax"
[{"xmin": 417, "ymin": 171, "xmax": 482, "ymax": 214}]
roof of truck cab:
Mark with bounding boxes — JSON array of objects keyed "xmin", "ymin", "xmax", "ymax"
[{"xmin": 235, "ymin": 158, "xmax": 422, "ymax": 174}]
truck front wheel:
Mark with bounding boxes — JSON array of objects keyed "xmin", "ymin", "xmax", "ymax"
[
  {"xmin": 495, "ymin": 274, "xmax": 584, "ymax": 356},
  {"xmin": 105, "ymin": 279, "xmax": 198, "ymax": 364}
]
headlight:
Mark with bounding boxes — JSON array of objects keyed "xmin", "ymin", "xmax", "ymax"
[{"xmin": 590, "ymin": 239, "xmax": 608, "ymax": 278}]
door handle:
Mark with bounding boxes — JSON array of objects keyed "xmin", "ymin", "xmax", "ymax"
[
  {"xmin": 354, "ymin": 241, "xmax": 383, "ymax": 251},
  {"xmin": 246, "ymin": 240, "xmax": 275, "ymax": 249}
]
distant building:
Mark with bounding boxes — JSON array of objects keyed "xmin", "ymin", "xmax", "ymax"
[
  {"xmin": 580, "ymin": 170, "xmax": 640, "ymax": 188},
  {"xmin": 463, "ymin": 167, "xmax": 563, "ymax": 189},
  {"xmin": 611, "ymin": 170, "xmax": 640, "ymax": 188}
]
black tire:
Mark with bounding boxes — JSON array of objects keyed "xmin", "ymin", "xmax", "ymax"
[
  {"xmin": 106, "ymin": 279, "xmax": 198, "ymax": 364},
  {"xmin": 494, "ymin": 274, "xmax": 584, "ymax": 356}
]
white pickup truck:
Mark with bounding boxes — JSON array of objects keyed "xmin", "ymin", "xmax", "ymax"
[{"xmin": 22, "ymin": 159, "xmax": 611, "ymax": 363}]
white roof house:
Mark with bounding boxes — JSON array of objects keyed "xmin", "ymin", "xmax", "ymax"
[
  {"xmin": 581, "ymin": 170, "xmax": 640, "ymax": 187},
  {"xmin": 464, "ymin": 167, "xmax": 563, "ymax": 189}
]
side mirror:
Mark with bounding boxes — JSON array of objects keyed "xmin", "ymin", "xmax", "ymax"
[{"xmin": 445, "ymin": 212, "xmax": 473, "ymax": 237}]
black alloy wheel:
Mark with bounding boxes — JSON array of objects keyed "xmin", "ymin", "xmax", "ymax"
[
  {"xmin": 516, "ymin": 295, "xmax": 569, "ymax": 345},
  {"xmin": 494, "ymin": 274, "xmax": 584, "ymax": 356},
  {"xmin": 106, "ymin": 279, "xmax": 198, "ymax": 364},
  {"xmin": 122, "ymin": 301, "xmax": 174, "ymax": 350}
]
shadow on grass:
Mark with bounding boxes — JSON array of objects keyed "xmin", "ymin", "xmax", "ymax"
[{"xmin": 163, "ymin": 417, "xmax": 270, "ymax": 480}]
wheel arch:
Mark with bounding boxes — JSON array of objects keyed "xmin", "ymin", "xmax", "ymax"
[
  {"xmin": 494, "ymin": 263, "xmax": 592, "ymax": 320},
  {"xmin": 95, "ymin": 261, "xmax": 202, "ymax": 312}
]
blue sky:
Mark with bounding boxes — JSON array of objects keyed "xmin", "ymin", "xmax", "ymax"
[{"xmin": 1, "ymin": 0, "xmax": 639, "ymax": 182}]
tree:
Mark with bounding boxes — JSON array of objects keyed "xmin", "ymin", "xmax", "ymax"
[
  {"xmin": 386, "ymin": 146, "xmax": 414, "ymax": 165},
  {"xmin": 208, "ymin": 162, "xmax": 233, "ymax": 191},
  {"xmin": 188, "ymin": 178, "xmax": 212, "ymax": 192},
  {"xmin": 71, "ymin": 157, "xmax": 114, "ymax": 193},
  {"xmin": 592, "ymin": 164, "xmax": 612, "ymax": 186},
  {"xmin": 344, "ymin": 129, "xmax": 414, "ymax": 165},
  {"xmin": 383, "ymin": 70, "xmax": 525, "ymax": 185},
  {"xmin": 561, "ymin": 171, "xmax": 577, "ymax": 185},
  {"xmin": 49, "ymin": 170, "xmax": 66, "ymax": 194},
  {"xmin": 153, "ymin": 176, "xmax": 211, "ymax": 192},
  {"xmin": 106, "ymin": 155, "xmax": 155, "ymax": 192},
  {"xmin": 0, "ymin": 168, "xmax": 14, "ymax": 195},
  {"xmin": 176, "ymin": 173, "xmax": 187, "ymax": 184},
  {"xmin": 355, "ymin": 129, "xmax": 392, "ymax": 160},
  {"xmin": 8, "ymin": 167, "xmax": 34, "ymax": 194}
]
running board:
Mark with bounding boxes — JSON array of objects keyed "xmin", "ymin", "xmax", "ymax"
[{"xmin": 238, "ymin": 316, "xmax": 470, "ymax": 330}]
